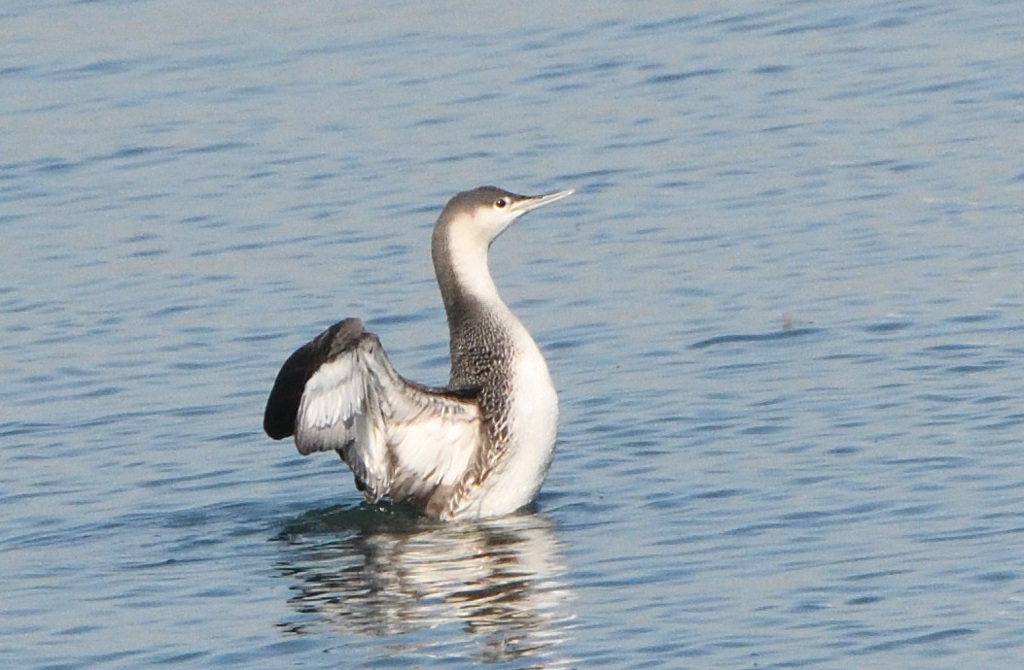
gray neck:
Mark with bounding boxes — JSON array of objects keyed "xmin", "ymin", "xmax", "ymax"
[
  {"xmin": 431, "ymin": 216, "xmax": 508, "ymax": 329},
  {"xmin": 432, "ymin": 218, "xmax": 519, "ymax": 388}
]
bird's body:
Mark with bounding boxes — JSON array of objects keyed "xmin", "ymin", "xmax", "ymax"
[{"xmin": 264, "ymin": 186, "xmax": 573, "ymax": 521}]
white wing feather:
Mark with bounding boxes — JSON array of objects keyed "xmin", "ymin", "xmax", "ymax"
[{"xmin": 294, "ymin": 334, "xmax": 482, "ymax": 503}]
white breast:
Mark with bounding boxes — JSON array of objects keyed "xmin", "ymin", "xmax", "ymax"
[{"xmin": 455, "ymin": 323, "xmax": 558, "ymax": 519}]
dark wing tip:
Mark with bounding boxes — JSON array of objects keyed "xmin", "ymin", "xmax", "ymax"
[{"xmin": 263, "ymin": 318, "xmax": 367, "ymax": 440}]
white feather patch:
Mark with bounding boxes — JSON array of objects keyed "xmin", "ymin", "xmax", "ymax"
[{"xmin": 292, "ymin": 334, "xmax": 481, "ymax": 504}]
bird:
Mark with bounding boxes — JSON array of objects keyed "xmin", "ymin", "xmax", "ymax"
[{"xmin": 263, "ymin": 186, "xmax": 574, "ymax": 521}]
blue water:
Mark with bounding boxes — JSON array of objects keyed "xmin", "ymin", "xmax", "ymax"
[{"xmin": 3, "ymin": 1, "xmax": 1024, "ymax": 667}]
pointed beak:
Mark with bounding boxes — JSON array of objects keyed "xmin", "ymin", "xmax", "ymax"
[{"xmin": 511, "ymin": 188, "xmax": 575, "ymax": 216}]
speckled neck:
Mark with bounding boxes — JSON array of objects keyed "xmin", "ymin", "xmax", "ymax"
[{"xmin": 431, "ymin": 206, "xmax": 520, "ymax": 391}]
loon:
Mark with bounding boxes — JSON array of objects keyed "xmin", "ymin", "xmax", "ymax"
[{"xmin": 263, "ymin": 186, "xmax": 574, "ymax": 520}]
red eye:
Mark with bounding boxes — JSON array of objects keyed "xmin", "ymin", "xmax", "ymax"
[{"xmin": 495, "ymin": 198, "xmax": 508, "ymax": 209}]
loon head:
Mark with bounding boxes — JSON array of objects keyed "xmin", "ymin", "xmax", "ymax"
[
  {"xmin": 430, "ymin": 185, "xmax": 574, "ymax": 314},
  {"xmin": 434, "ymin": 186, "xmax": 574, "ymax": 250}
]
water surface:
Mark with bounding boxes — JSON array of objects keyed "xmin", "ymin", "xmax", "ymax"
[{"xmin": 3, "ymin": 1, "xmax": 1024, "ymax": 667}]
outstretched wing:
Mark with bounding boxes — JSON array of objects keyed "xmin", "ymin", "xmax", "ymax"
[{"xmin": 263, "ymin": 318, "xmax": 483, "ymax": 503}]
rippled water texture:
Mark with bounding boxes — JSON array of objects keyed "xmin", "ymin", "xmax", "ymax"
[{"xmin": 3, "ymin": 1, "xmax": 1024, "ymax": 667}]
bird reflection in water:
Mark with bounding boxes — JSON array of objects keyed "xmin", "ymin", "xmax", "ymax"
[{"xmin": 273, "ymin": 505, "xmax": 576, "ymax": 665}]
